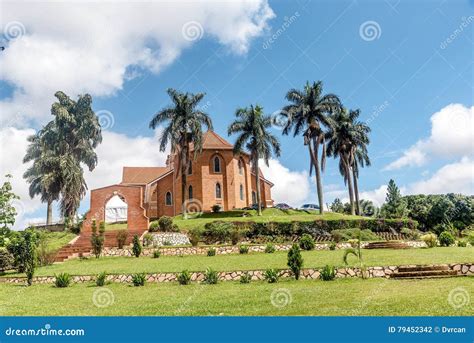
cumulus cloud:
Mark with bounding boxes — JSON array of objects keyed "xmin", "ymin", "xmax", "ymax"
[
  {"xmin": 384, "ymin": 104, "xmax": 473, "ymax": 170},
  {"xmin": 259, "ymin": 159, "xmax": 310, "ymax": 207},
  {"xmin": 0, "ymin": 0, "xmax": 275, "ymax": 126}
]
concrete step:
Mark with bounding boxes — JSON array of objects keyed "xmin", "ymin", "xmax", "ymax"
[
  {"xmin": 391, "ymin": 269, "xmax": 458, "ymax": 279},
  {"xmin": 398, "ymin": 265, "xmax": 449, "ymax": 273}
]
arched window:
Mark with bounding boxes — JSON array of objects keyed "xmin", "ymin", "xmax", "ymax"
[
  {"xmin": 213, "ymin": 156, "xmax": 221, "ymax": 173},
  {"xmin": 188, "ymin": 185, "xmax": 193, "ymax": 199},
  {"xmin": 215, "ymin": 183, "xmax": 222, "ymax": 199},
  {"xmin": 165, "ymin": 191, "xmax": 172, "ymax": 206},
  {"xmin": 240, "ymin": 184, "xmax": 244, "ymax": 201},
  {"xmin": 252, "ymin": 191, "xmax": 256, "ymax": 205},
  {"xmin": 238, "ymin": 159, "xmax": 243, "ymax": 175}
]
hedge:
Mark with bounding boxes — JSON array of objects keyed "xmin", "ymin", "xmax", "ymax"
[{"xmin": 202, "ymin": 218, "xmax": 418, "ymax": 244}]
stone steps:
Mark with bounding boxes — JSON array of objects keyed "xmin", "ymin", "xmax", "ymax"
[
  {"xmin": 365, "ymin": 241, "xmax": 409, "ymax": 249},
  {"xmin": 391, "ymin": 265, "xmax": 459, "ymax": 279}
]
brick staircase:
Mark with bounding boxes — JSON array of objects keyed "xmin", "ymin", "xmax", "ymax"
[
  {"xmin": 365, "ymin": 241, "xmax": 409, "ymax": 249},
  {"xmin": 54, "ymin": 229, "xmax": 146, "ymax": 262},
  {"xmin": 391, "ymin": 265, "xmax": 458, "ymax": 279}
]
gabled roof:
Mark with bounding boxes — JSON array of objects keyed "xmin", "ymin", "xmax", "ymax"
[
  {"xmin": 121, "ymin": 166, "xmax": 171, "ymax": 184},
  {"xmin": 190, "ymin": 130, "xmax": 233, "ymax": 151}
]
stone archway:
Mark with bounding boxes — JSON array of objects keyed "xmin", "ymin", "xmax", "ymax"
[{"xmin": 105, "ymin": 194, "xmax": 128, "ymax": 223}]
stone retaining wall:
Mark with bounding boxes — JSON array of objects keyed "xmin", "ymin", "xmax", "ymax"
[{"xmin": 2, "ymin": 263, "xmax": 472, "ymax": 285}]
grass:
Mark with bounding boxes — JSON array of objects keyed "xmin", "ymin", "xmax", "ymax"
[
  {"xmin": 0, "ymin": 277, "xmax": 472, "ymax": 316},
  {"xmin": 39, "ymin": 231, "xmax": 77, "ymax": 252},
  {"xmin": 104, "ymin": 222, "xmax": 128, "ymax": 231},
  {"xmin": 173, "ymin": 208, "xmax": 364, "ymax": 230},
  {"xmin": 7, "ymin": 247, "xmax": 473, "ymax": 277}
]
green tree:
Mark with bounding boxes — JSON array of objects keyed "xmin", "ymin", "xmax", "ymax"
[
  {"xmin": 132, "ymin": 234, "xmax": 142, "ymax": 257},
  {"xmin": 287, "ymin": 243, "xmax": 303, "ymax": 280},
  {"xmin": 90, "ymin": 220, "xmax": 105, "ymax": 258},
  {"xmin": 228, "ymin": 104, "xmax": 281, "ymax": 215},
  {"xmin": 0, "ymin": 175, "xmax": 19, "ymax": 232},
  {"xmin": 380, "ymin": 179, "xmax": 406, "ymax": 218},
  {"xmin": 23, "ymin": 231, "xmax": 36, "ymax": 286},
  {"xmin": 330, "ymin": 198, "xmax": 344, "ymax": 213},
  {"xmin": 282, "ymin": 81, "xmax": 342, "ymax": 214},
  {"xmin": 149, "ymin": 89, "xmax": 212, "ymax": 219},
  {"xmin": 359, "ymin": 199, "xmax": 376, "ymax": 217}
]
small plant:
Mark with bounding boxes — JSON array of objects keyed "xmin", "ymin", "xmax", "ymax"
[
  {"xmin": 203, "ymin": 268, "xmax": 219, "ymax": 284},
  {"xmin": 188, "ymin": 228, "xmax": 201, "ymax": 246},
  {"xmin": 116, "ymin": 230, "xmax": 128, "ymax": 249},
  {"xmin": 90, "ymin": 220, "xmax": 105, "ymax": 258},
  {"xmin": 142, "ymin": 233, "xmax": 153, "ymax": 247},
  {"xmin": 457, "ymin": 240, "xmax": 467, "ymax": 247},
  {"xmin": 264, "ymin": 243, "xmax": 276, "ymax": 253},
  {"xmin": 240, "ymin": 271, "xmax": 251, "ymax": 284},
  {"xmin": 177, "ymin": 270, "xmax": 191, "ymax": 285},
  {"xmin": 263, "ymin": 269, "xmax": 279, "ymax": 283},
  {"xmin": 158, "ymin": 216, "xmax": 177, "ymax": 232},
  {"xmin": 132, "ymin": 273, "xmax": 146, "ymax": 286},
  {"xmin": 347, "ymin": 239, "xmax": 359, "ymax": 248},
  {"xmin": 287, "ymin": 243, "xmax": 303, "ymax": 280},
  {"xmin": 162, "ymin": 240, "xmax": 173, "ymax": 246},
  {"xmin": 96, "ymin": 272, "xmax": 107, "ymax": 286},
  {"xmin": 152, "ymin": 249, "xmax": 161, "ymax": 258},
  {"xmin": 207, "ymin": 247, "xmax": 216, "ymax": 256},
  {"xmin": 132, "ymin": 234, "xmax": 142, "ymax": 257},
  {"xmin": 55, "ymin": 273, "xmax": 72, "ymax": 288},
  {"xmin": 421, "ymin": 233, "xmax": 437, "ymax": 248},
  {"xmin": 320, "ymin": 265, "xmax": 336, "ymax": 281},
  {"xmin": 439, "ymin": 231, "xmax": 455, "ymax": 247},
  {"xmin": 148, "ymin": 220, "xmax": 159, "ymax": 232},
  {"xmin": 211, "ymin": 204, "xmax": 221, "ymax": 213},
  {"xmin": 328, "ymin": 242, "xmax": 337, "ymax": 251},
  {"xmin": 239, "ymin": 244, "xmax": 249, "ymax": 254},
  {"xmin": 299, "ymin": 234, "xmax": 315, "ymax": 251},
  {"xmin": 230, "ymin": 228, "xmax": 242, "ymax": 245}
]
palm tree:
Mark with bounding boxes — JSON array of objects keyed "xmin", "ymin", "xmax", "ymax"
[
  {"xmin": 352, "ymin": 144, "xmax": 371, "ymax": 215},
  {"xmin": 149, "ymin": 89, "xmax": 212, "ymax": 218},
  {"xmin": 282, "ymin": 81, "xmax": 342, "ymax": 214},
  {"xmin": 228, "ymin": 104, "xmax": 281, "ymax": 216},
  {"xmin": 326, "ymin": 108, "xmax": 370, "ymax": 215}
]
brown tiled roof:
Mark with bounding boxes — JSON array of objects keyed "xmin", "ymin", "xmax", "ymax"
[
  {"xmin": 121, "ymin": 166, "xmax": 171, "ymax": 184},
  {"xmin": 190, "ymin": 130, "xmax": 233, "ymax": 151}
]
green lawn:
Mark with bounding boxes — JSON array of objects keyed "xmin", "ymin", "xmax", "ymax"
[
  {"xmin": 172, "ymin": 208, "xmax": 364, "ymax": 230},
  {"xmin": 104, "ymin": 222, "xmax": 128, "ymax": 231},
  {"xmin": 6, "ymin": 247, "xmax": 473, "ymax": 277},
  {"xmin": 40, "ymin": 231, "xmax": 77, "ymax": 252},
  {"xmin": 0, "ymin": 277, "xmax": 472, "ymax": 316}
]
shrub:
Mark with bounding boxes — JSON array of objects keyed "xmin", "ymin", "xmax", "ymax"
[
  {"xmin": 287, "ymin": 244, "xmax": 303, "ymax": 280},
  {"xmin": 331, "ymin": 229, "xmax": 379, "ymax": 242},
  {"xmin": 239, "ymin": 244, "xmax": 249, "ymax": 254},
  {"xmin": 132, "ymin": 235, "xmax": 142, "ymax": 257},
  {"xmin": 299, "ymin": 234, "xmax": 315, "ymax": 251},
  {"xmin": 132, "ymin": 273, "xmax": 146, "ymax": 286},
  {"xmin": 158, "ymin": 216, "xmax": 177, "ymax": 232},
  {"xmin": 439, "ymin": 231, "xmax": 455, "ymax": 247},
  {"xmin": 152, "ymin": 250, "xmax": 161, "ymax": 258},
  {"xmin": 347, "ymin": 239, "xmax": 359, "ymax": 248},
  {"xmin": 177, "ymin": 270, "xmax": 191, "ymax": 285},
  {"xmin": 400, "ymin": 227, "xmax": 420, "ymax": 240},
  {"xmin": 263, "ymin": 269, "xmax": 279, "ymax": 283},
  {"xmin": 162, "ymin": 240, "xmax": 172, "ymax": 246},
  {"xmin": 432, "ymin": 223, "xmax": 456, "ymax": 236},
  {"xmin": 203, "ymin": 268, "xmax": 218, "ymax": 284},
  {"xmin": 328, "ymin": 242, "xmax": 337, "ymax": 251},
  {"xmin": 90, "ymin": 220, "xmax": 105, "ymax": 258},
  {"xmin": 320, "ymin": 265, "xmax": 336, "ymax": 281},
  {"xmin": 207, "ymin": 247, "xmax": 216, "ymax": 257},
  {"xmin": 240, "ymin": 271, "xmax": 251, "ymax": 284},
  {"xmin": 211, "ymin": 204, "xmax": 222, "ymax": 213},
  {"xmin": 457, "ymin": 240, "xmax": 467, "ymax": 247},
  {"xmin": 96, "ymin": 272, "xmax": 107, "ymax": 286},
  {"xmin": 230, "ymin": 228, "xmax": 243, "ymax": 245},
  {"xmin": 264, "ymin": 243, "xmax": 276, "ymax": 253},
  {"xmin": 55, "ymin": 273, "xmax": 72, "ymax": 288},
  {"xmin": 148, "ymin": 221, "xmax": 159, "ymax": 232},
  {"xmin": 467, "ymin": 232, "xmax": 474, "ymax": 246},
  {"xmin": 0, "ymin": 248, "xmax": 13, "ymax": 271},
  {"xmin": 420, "ymin": 233, "xmax": 437, "ymax": 248},
  {"xmin": 116, "ymin": 230, "xmax": 128, "ymax": 249},
  {"xmin": 202, "ymin": 221, "xmax": 233, "ymax": 244},
  {"xmin": 188, "ymin": 228, "xmax": 202, "ymax": 246},
  {"xmin": 142, "ymin": 233, "xmax": 153, "ymax": 247}
]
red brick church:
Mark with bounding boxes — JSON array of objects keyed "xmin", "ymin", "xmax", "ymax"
[{"xmin": 82, "ymin": 131, "xmax": 274, "ymax": 232}]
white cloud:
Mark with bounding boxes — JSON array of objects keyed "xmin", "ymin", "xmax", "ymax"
[
  {"xmin": 0, "ymin": 0, "xmax": 275, "ymax": 126},
  {"xmin": 259, "ymin": 159, "xmax": 310, "ymax": 207},
  {"xmin": 384, "ymin": 104, "xmax": 473, "ymax": 170}
]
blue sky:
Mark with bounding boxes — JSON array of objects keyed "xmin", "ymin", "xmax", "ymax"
[{"xmin": 0, "ymin": 0, "xmax": 472, "ymax": 228}]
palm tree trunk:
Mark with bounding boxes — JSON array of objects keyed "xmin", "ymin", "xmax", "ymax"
[
  {"xmin": 345, "ymin": 160, "xmax": 355, "ymax": 215},
  {"xmin": 181, "ymin": 171, "xmax": 187, "ymax": 219},
  {"xmin": 254, "ymin": 157, "xmax": 262, "ymax": 216},
  {"xmin": 46, "ymin": 199, "xmax": 53, "ymax": 225},
  {"xmin": 353, "ymin": 172, "xmax": 360, "ymax": 215},
  {"xmin": 311, "ymin": 138, "xmax": 324, "ymax": 214}
]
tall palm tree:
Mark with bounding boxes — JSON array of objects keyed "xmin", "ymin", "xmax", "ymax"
[
  {"xmin": 149, "ymin": 88, "xmax": 213, "ymax": 218},
  {"xmin": 326, "ymin": 108, "xmax": 370, "ymax": 215},
  {"xmin": 283, "ymin": 81, "xmax": 342, "ymax": 214},
  {"xmin": 352, "ymin": 144, "xmax": 371, "ymax": 215},
  {"xmin": 228, "ymin": 104, "xmax": 281, "ymax": 216}
]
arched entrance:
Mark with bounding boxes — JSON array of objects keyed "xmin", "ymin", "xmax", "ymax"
[{"xmin": 105, "ymin": 194, "xmax": 128, "ymax": 223}]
